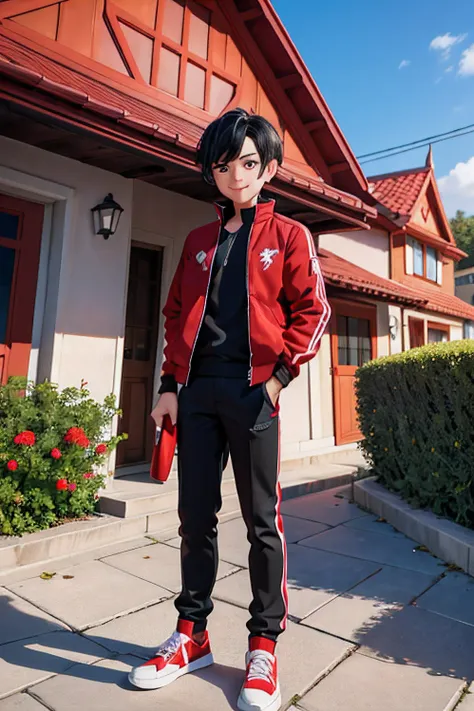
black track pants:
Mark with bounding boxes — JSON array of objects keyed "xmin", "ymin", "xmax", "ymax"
[{"xmin": 174, "ymin": 376, "xmax": 288, "ymax": 641}]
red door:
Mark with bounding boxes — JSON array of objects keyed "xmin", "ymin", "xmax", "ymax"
[
  {"xmin": 0, "ymin": 194, "xmax": 44, "ymax": 384},
  {"xmin": 331, "ymin": 301, "xmax": 378, "ymax": 445}
]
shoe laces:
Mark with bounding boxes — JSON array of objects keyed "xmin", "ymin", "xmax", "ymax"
[
  {"xmin": 247, "ymin": 650, "xmax": 275, "ymax": 684},
  {"xmin": 155, "ymin": 631, "xmax": 186, "ymax": 660}
]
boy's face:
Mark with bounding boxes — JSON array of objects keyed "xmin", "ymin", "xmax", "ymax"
[{"xmin": 212, "ymin": 136, "xmax": 278, "ymax": 208}]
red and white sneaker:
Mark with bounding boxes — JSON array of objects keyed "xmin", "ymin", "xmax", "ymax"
[
  {"xmin": 237, "ymin": 637, "xmax": 281, "ymax": 711},
  {"xmin": 128, "ymin": 619, "xmax": 213, "ymax": 690}
]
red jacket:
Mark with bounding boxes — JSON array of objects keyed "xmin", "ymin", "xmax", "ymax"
[{"xmin": 162, "ymin": 199, "xmax": 331, "ymax": 386}]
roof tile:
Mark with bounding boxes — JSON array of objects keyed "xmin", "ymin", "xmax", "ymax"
[{"xmin": 369, "ymin": 169, "xmax": 429, "ymax": 216}]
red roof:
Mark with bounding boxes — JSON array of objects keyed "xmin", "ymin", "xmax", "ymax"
[
  {"xmin": 408, "ymin": 281, "xmax": 474, "ymax": 321},
  {"xmin": 319, "ymin": 249, "xmax": 424, "ymax": 305},
  {"xmin": 320, "ymin": 249, "xmax": 474, "ymax": 321},
  {"xmin": 0, "ymin": 32, "xmax": 375, "ymax": 222},
  {"xmin": 369, "ymin": 167, "xmax": 429, "ymax": 216}
]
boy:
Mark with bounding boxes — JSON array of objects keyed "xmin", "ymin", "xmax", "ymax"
[{"xmin": 129, "ymin": 108, "xmax": 330, "ymax": 711}]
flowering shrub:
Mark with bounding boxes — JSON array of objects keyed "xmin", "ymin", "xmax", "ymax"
[
  {"xmin": 0, "ymin": 378, "xmax": 127, "ymax": 536},
  {"xmin": 356, "ymin": 341, "xmax": 474, "ymax": 528}
]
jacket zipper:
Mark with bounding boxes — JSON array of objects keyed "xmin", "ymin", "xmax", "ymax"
[
  {"xmin": 185, "ymin": 224, "xmax": 221, "ymax": 386},
  {"xmin": 246, "ymin": 224, "xmax": 255, "ymax": 383},
  {"xmin": 222, "ymin": 231, "xmax": 239, "ymax": 267}
]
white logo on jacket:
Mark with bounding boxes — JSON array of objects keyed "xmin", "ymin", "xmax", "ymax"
[{"xmin": 260, "ymin": 248, "xmax": 279, "ymax": 271}]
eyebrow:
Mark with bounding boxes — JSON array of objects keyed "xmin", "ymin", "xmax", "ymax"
[{"xmin": 213, "ymin": 152, "xmax": 259, "ymax": 169}]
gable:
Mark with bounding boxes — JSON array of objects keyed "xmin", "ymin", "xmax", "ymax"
[
  {"xmin": 409, "ymin": 178, "xmax": 455, "ymax": 245},
  {"xmin": 1, "ymin": 0, "xmax": 352, "ymax": 182}
]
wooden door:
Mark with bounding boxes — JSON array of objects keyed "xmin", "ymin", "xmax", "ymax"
[
  {"xmin": 331, "ymin": 301, "xmax": 377, "ymax": 445},
  {"xmin": 117, "ymin": 243, "xmax": 163, "ymax": 466},
  {"xmin": 0, "ymin": 194, "xmax": 44, "ymax": 384},
  {"xmin": 408, "ymin": 317, "xmax": 425, "ymax": 348}
]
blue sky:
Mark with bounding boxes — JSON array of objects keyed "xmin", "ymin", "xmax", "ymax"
[{"xmin": 272, "ymin": 0, "xmax": 474, "ymax": 215}]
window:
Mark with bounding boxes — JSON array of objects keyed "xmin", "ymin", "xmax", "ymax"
[
  {"xmin": 337, "ymin": 316, "xmax": 372, "ymax": 366},
  {"xmin": 413, "ymin": 240, "xmax": 424, "ymax": 276},
  {"xmin": 103, "ymin": 0, "xmax": 238, "ymax": 115},
  {"xmin": 426, "ymin": 247, "xmax": 437, "ymax": 282},
  {"xmin": 407, "ymin": 237, "xmax": 439, "ymax": 282},
  {"xmin": 455, "ymin": 273, "xmax": 474, "ymax": 286},
  {"xmin": 464, "ymin": 321, "xmax": 474, "ymax": 339},
  {"xmin": 427, "ymin": 322, "xmax": 449, "ymax": 343}
]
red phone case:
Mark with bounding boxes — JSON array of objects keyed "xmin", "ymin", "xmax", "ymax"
[{"xmin": 150, "ymin": 414, "xmax": 177, "ymax": 482}]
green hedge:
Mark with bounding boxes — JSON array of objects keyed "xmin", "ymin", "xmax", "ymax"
[{"xmin": 356, "ymin": 340, "xmax": 474, "ymax": 528}]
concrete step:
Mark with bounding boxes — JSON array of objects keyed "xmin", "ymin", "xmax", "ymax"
[{"xmin": 0, "ymin": 452, "xmax": 366, "ymax": 577}]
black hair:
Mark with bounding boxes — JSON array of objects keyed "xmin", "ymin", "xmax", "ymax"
[{"xmin": 196, "ymin": 108, "xmax": 283, "ymax": 185}]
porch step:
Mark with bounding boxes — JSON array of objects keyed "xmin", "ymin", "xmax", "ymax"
[{"xmin": 0, "ymin": 453, "xmax": 367, "ymax": 579}]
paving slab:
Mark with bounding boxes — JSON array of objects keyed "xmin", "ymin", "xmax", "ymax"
[
  {"xmin": 343, "ymin": 514, "xmax": 410, "ymax": 539},
  {"xmin": 298, "ymin": 524, "xmax": 446, "ymax": 575},
  {"xmin": 298, "ymin": 651, "xmax": 464, "ymax": 711},
  {"xmin": 42, "ymin": 599, "xmax": 351, "ymax": 711},
  {"xmin": 0, "ymin": 693, "xmax": 51, "ymax": 710},
  {"xmin": 101, "ymin": 542, "xmax": 239, "ymax": 593},
  {"xmin": 0, "ymin": 588, "xmax": 68, "ymax": 645},
  {"xmin": 0, "ymin": 631, "xmax": 108, "ymax": 700},
  {"xmin": 357, "ymin": 605, "xmax": 474, "ymax": 680},
  {"xmin": 213, "ymin": 544, "xmax": 380, "ymax": 620},
  {"xmin": 280, "ymin": 486, "xmax": 369, "ymax": 526},
  {"xmin": 281, "ymin": 515, "xmax": 329, "ymax": 543},
  {"xmin": 416, "ymin": 571, "xmax": 474, "ymax": 627},
  {"xmin": 301, "ymin": 566, "xmax": 436, "ymax": 642},
  {"xmin": 6, "ymin": 560, "xmax": 172, "ymax": 631}
]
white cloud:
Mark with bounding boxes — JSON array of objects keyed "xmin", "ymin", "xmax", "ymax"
[
  {"xmin": 459, "ymin": 44, "xmax": 474, "ymax": 76},
  {"xmin": 438, "ymin": 157, "xmax": 474, "ymax": 216},
  {"xmin": 398, "ymin": 59, "xmax": 411, "ymax": 69},
  {"xmin": 430, "ymin": 32, "xmax": 467, "ymax": 60},
  {"xmin": 445, "ymin": 65, "xmax": 454, "ymax": 73}
]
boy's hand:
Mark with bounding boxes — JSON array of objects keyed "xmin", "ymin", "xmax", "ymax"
[
  {"xmin": 151, "ymin": 392, "xmax": 178, "ymax": 428},
  {"xmin": 265, "ymin": 376, "xmax": 283, "ymax": 408}
]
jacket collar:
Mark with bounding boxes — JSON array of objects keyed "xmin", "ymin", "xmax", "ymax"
[{"xmin": 214, "ymin": 196, "xmax": 275, "ymax": 226}]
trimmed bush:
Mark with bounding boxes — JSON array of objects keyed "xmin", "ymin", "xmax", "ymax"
[
  {"xmin": 356, "ymin": 340, "xmax": 474, "ymax": 528},
  {"xmin": 0, "ymin": 378, "xmax": 126, "ymax": 536}
]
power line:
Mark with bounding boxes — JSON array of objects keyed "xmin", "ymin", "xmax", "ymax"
[
  {"xmin": 357, "ymin": 122, "xmax": 474, "ymax": 161},
  {"xmin": 359, "ymin": 127, "xmax": 474, "ymax": 166}
]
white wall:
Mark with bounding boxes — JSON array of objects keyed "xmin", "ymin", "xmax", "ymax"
[
  {"xmin": 402, "ymin": 308, "xmax": 463, "ymax": 348},
  {"xmin": 319, "ymin": 228, "xmax": 390, "ymax": 278},
  {"xmin": 0, "ymin": 136, "xmax": 133, "ymax": 405}
]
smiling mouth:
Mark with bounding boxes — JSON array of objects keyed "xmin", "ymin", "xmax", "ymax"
[{"xmin": 230, "ymin": 186, "xmax": 249, "ymax": 191}]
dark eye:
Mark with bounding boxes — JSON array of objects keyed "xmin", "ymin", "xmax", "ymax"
[
  {"xmin": 244, "ymin": 160, "xmax": 258, "ymax": 169},
  {"xmin": 213, "ymin": 165, "xmax": 228, "ymax": 174}
]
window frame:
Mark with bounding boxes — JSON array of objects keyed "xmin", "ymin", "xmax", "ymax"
[
  {"xmin": 407, "ymin": 236, "xmax": 439, "ymax": 283},
  {"xmin": 427, "ymin": 321, "xmax": 450, "ymax": 344}
]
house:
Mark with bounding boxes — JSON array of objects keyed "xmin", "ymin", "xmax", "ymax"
[
  {"xmin": 318, "ymin": 148, "xmax": 474, "ymax": 444},
  {"xmin": 455, "ymin": 255, "xmax": 474, "ymax": 338},
  {"xmin": 1, "ymin": 0, "xmax": 472, "ymax": 475}
]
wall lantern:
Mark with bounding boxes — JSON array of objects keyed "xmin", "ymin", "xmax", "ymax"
[
  {"xmin": 91, "ymin": 193, "xmax": 124, "ymax": 240},
  {"xmin": 389, "ymin": 314, "xmax": 399, "ymax": 341}
]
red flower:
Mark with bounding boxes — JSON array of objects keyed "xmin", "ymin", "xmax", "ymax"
[
  {"xmin": 56, "ymin": 479, "xmax": 68, "ymax": 491},
  {"xmin": 83, "ymin": 472, "xmax": 94, "ymax": 479},
  {"xmin": 51, "ymin": 448, "xmax": 62, "ymax": 460},
  {"xmin": 95, "ymin": 444, "xmax": 107, "ymax": 455},
  {"xmin": 7, "ymin": 460, "xmax": 18, "ymax": 472},
  {"xmin": 68, "ymin": 482, "xmax": 77, "ymax": 492},
  {"xmin": 14, "ymin": 430, "xmax": 35, "ymax": 446},
  {"xmin": 64, "ymin": 427, "xmax": 90, "ymax": 448}
]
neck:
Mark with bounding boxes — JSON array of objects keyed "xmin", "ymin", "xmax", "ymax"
[{"xmin": 232, "ymin": 194, "xmax": 259, "ymax": 219}]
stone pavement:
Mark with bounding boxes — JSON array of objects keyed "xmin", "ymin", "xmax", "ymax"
[{"xmin": 1, "ymin": 485, "xmax": 474, "ymax": 711}]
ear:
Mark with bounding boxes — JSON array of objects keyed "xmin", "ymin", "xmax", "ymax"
[{"xmin": 264, "ymin": 159, "xmax": 279, "ymax": 182}]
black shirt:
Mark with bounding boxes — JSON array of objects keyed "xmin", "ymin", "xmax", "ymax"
[{"xmin": 192, "ymin": 221, "xmax": 251, "ymax": 379}]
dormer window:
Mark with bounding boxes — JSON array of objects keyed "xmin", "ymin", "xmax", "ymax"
[{"xmin": 406, "ymin": 237, "xmax": 441, "ymax": 284}]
